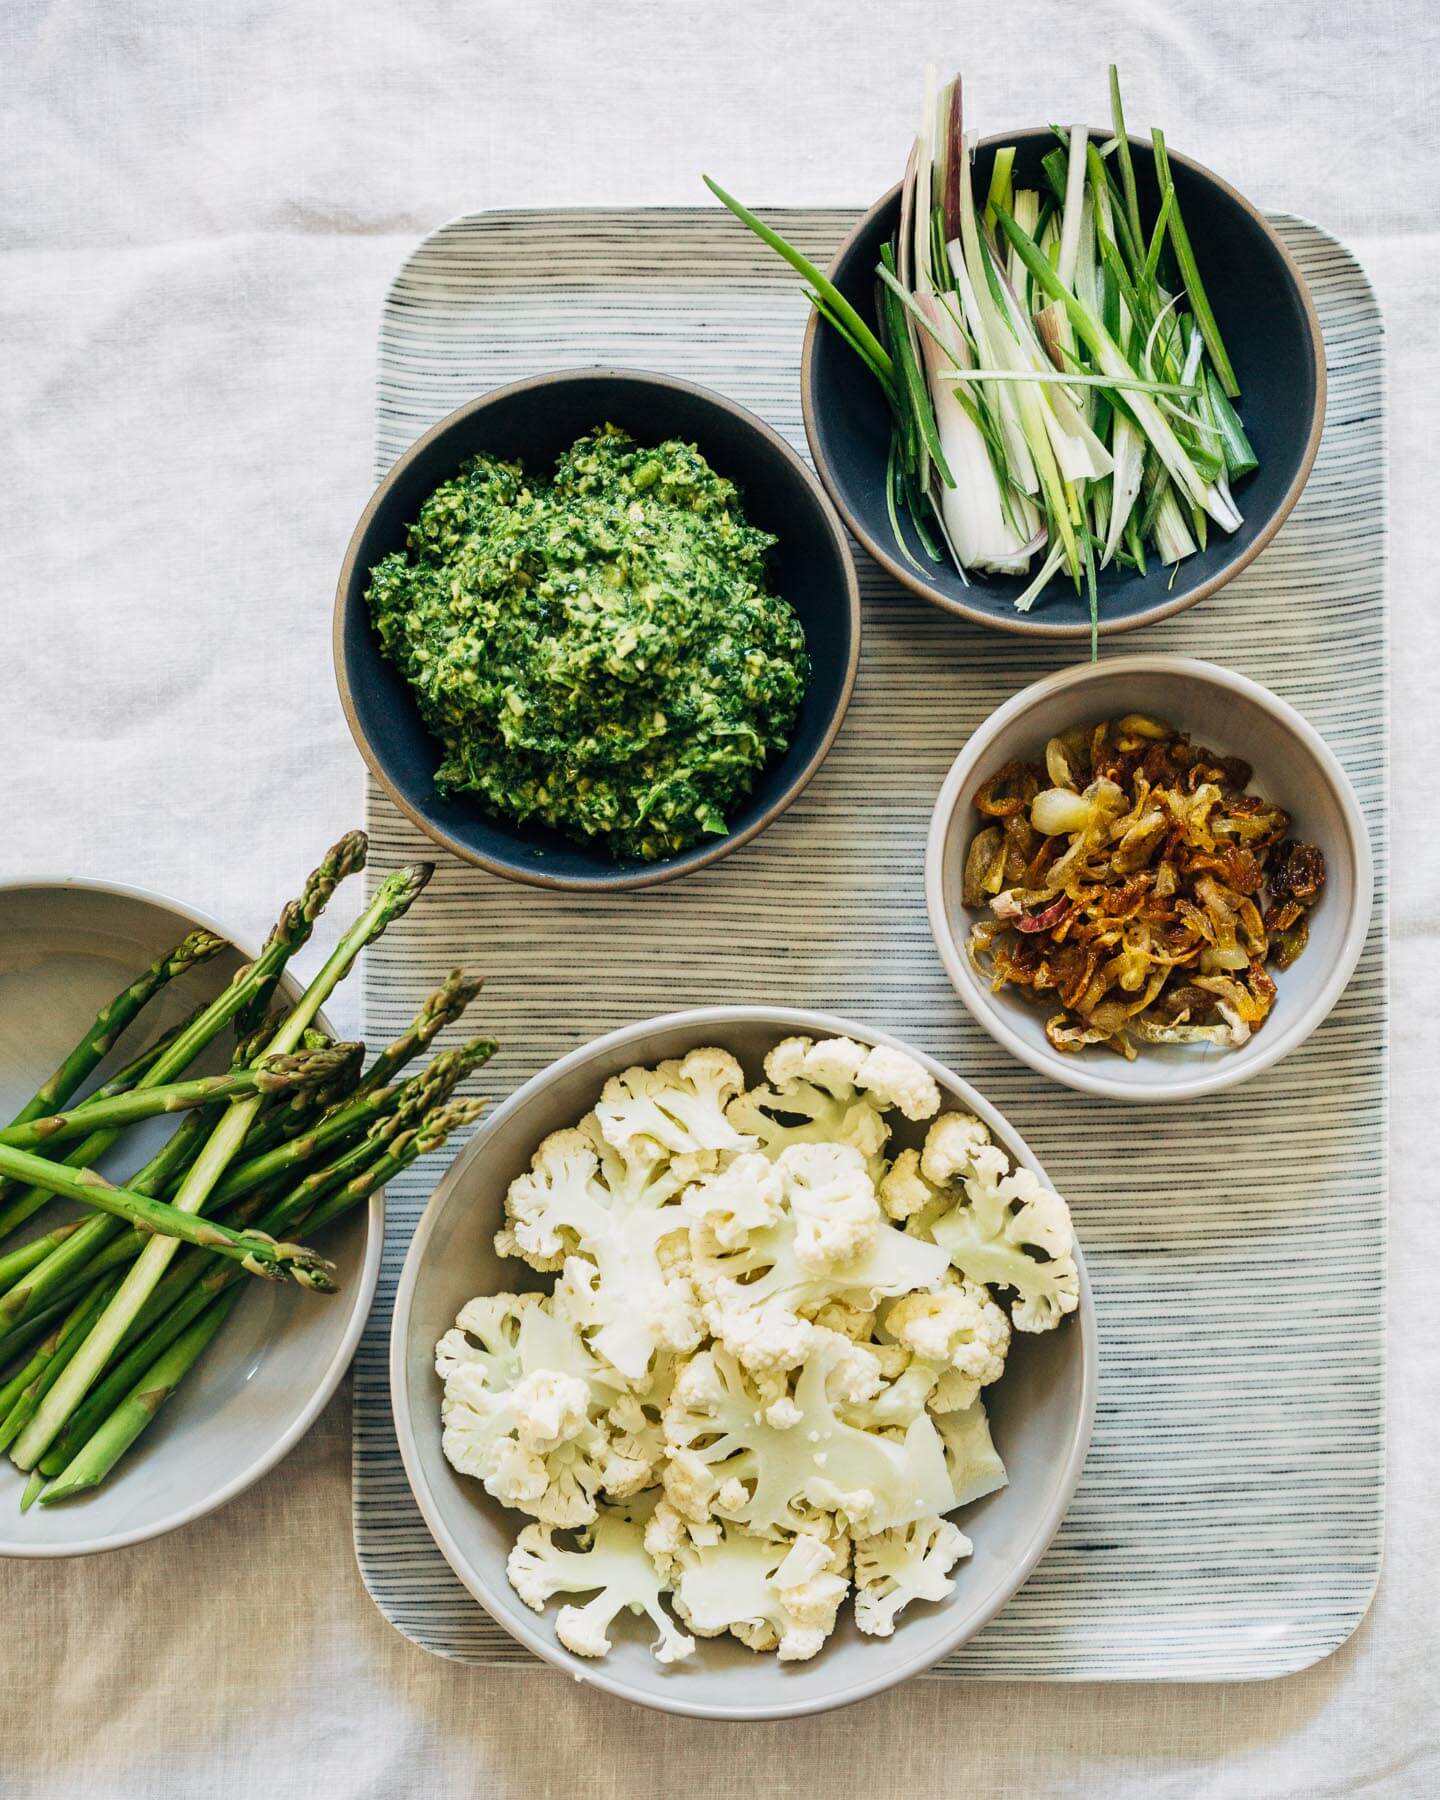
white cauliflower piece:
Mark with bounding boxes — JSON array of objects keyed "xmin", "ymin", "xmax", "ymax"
[
  {"xmin": 906, "ymin": 1115, "xmax": 1080, "ymax": 1333},
  {"xmin": 595, "ymin": 1048, "xmax": 754, "ymax": 1162},
  {"xmin": 882, "ymin": 1275, "xmax": 1010, "ymax": 1410},
  {"xmin": 853, "ymin": 1515, "xmax": 972, "ymax": 1637},
  {"xmin": 851, "ymin": 1043, "xmax": 942, "ymax": 1122},
  {"xmin": 919, "ymin": 1112, "xmax": 992, "ymax": 1186},
  {"xmin": 507, "ymin": 1509, "xmax": 695, "ymax": 1665},
  {"xmin": 935, "ymin": 1399, "xmax": 1009, "ymax": 1508},
  {"xmin": 781, "ymin": 1141, "xmax": 882, "ymax": 1269},
  {"xmin": 497, "ymin": 1118, "xmax": 699, "ymax": 1381},
  {"xmin": 877, "ymin": 1148, "xmax": 935, "ymax": 1221},
  {"xmin": 437, "ymin": 1291, "xmax": 620, "ymax": 1527},
  {"xmin": 662, "ymin": 1516, "xmax": 851, "ymax": 1662},
  {"xmin": 662, "ymin": 1340, "xmax": 953, "ymax": 1536},
  {"xmin": 510, "ymin": 1370, "xmax": 591, "ymax": 1454},
  {"xmin": 681, "ymin": 1151, "xmax": 785, "ymax": 1251},
  {"xmin": 726, "ymin": 1040, "xmax": 892, "ymax": 1182},
  {"xmin": 691, "ymin": 1166, "xmax": 947, "ymax": 1377}
]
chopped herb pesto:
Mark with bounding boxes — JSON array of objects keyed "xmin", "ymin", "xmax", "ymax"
[{"xmin": 366, "ymin": 425, "xmax": 809, "ymax": 862}]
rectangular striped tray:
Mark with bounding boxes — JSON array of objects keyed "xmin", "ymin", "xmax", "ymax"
[{"xmin": 353, "ymin": 207, "xmax": 1386, "ymax": 1679}]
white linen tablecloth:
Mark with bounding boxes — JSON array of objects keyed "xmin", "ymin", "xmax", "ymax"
[{"xmin": 2, "ymin": 1, "xmax": 1435, "ymax": 1793}]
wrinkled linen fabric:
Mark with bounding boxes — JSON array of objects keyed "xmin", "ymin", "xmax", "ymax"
[{"xmin": 1, "ymin": 1, "xmax": 1436, "ymax": 1795}]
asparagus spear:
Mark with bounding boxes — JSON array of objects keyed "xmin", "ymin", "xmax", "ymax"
[
  {"xmin": 4, "ymin": 1033, "xmax": 494, "ymax": 1355},
  {"xmin": 208, "ymin": 1034, "xmax": 495, "ymax": 1209},
  {"xmin": 0, "ymin": 929, "xmax": 228, "ymax": 1138},
  {"xmin": 0, "ymin": 1045, "xmax": 359, "ymax": 1150},
  {"xmin": 0, "ymin": 1005, "xmax": 209, "ymax": 1245},
  {"xmin": 11, "ymin": 860, "xmax": 430, "ymax": 1470},
  {"xmin": 0, "ymin": 1278, "xmax": 123, "ymax": 1454},
  {"xmin": 37, "ymin": 1096, "xmax": 487, "ymax": 1500},
  {"xmin": 0, "ymin": 836, "xmax": 366, "ymax": 1267},
  {"xmin": 37, "ymin": 1288, "xmax": 243, "ymax": 1506},
  {"xmin": 354, "ymin": 970, "xmax": 484, "ymax": 1097},
  {"xmin": 0, "ymin": 1145, "xmax": 337, "ymax": 1286},
  {"xmin": 0, "ymin": 837, "xmax": 367, "ymax": 1340}
]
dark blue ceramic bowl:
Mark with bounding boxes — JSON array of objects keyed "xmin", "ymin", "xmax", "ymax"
[
  {"xmin": 335, "ymin": 369, "xmax": 860, "ymax": 890},
  {"xmin": 801, "ymin": 130, "xmax": 1326, "ymax": 638}
]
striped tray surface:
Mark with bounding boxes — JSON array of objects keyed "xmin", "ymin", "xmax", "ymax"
[{"xmin": 354, "ymin": 208, "xmax": 1386, "ymax": 1679}]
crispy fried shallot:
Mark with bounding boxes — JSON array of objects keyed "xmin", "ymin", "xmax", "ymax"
[{"xmin": 965, "ymin": 716, "xmax": 1327, "ymax": 1057}]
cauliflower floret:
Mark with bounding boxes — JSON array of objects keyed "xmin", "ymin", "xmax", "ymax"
[
  {"xmin": 904, "ymin": 1116, "xmax": 1080, "ymax": 1334},
  {"xmin": 935, "ymin": 1399, "xmax": 1009, "ymax": 1508},
  {"xmin": 882, "ymin": 1275, "xmax": 1010, "ymax": 1410},
  {"xmin": 681, "ymin": 1151, "xmax": 786, "ymax": 1251},
  {"xmin": 510, "ymin": 1370, "xmax": 591, "ymax": 1454},
  {"xmin": 497, "ymin": 1118, "xmax": 699, "ymax": 1381},
  {"xmin": 877, "ymin": 1147, "xmax": 936, "ymax": 1221},
  {"xmin": 507, "ymin": 1509, "xmax": 695, "ymax": 1665},
  {"xmin": 853, "ymin": 1515, "xmax": 971, "ymax": 1637},
  {"xmin": 932, "ymin": 1167, "xmax": 1079, "ymax": 1333},
  {"xmin": 663, "ymin": 1516, "xmax": 851, "ymax": 1663},
  {"xmin": 809, "ymin": 1297, "xmax": 877, "ymax": 1341},
  {"xmin": 919, "ymin": 1112, "xmax": 992, "ymax": 1186},
  {"xmin": 726, "ymin": 1039, "xmax": 893, "ymax": 1181},
  {"xmin": 442, "ymin": 1357, "xmax": 608, "ymax": 1527},
  {"xmin": 851, "ymin": 1043, "xmax": 942, "ymax": 1122},
  {"xmin": 780, "ymin": 1141, "xmax": 882, "ymax": 1270},
  {"xmin": 437, "ymin": 1290, "xmax": 621, "ymax": 1528},
  {"xmin": 662, "ymin": 1341, "xmax": 953, "ymax": 1536},
  {"xmin": 595, "ymin": 1048, "xmax": 755, "ymax": 1162},
  {"xmin": 598, "ymin": 1378, "xmax": 672, "ymax": 1500},
  {"xmin": 690, "ymin": 1156, "xmax": 948, "ymax": 1379}
]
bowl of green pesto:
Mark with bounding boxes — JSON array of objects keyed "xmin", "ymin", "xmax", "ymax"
[{"xmin": 335, "ymin": 369, "xmax": 860, "ymax": 889}]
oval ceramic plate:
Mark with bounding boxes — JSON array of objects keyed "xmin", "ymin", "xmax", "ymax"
[
  {"xmin": 389, "ymin": 1006, "xmax": 1096, "ymax": 1720},
  {"xmin": 0, "ymin": 878, "xmax": 382, "ymax": 1557}
]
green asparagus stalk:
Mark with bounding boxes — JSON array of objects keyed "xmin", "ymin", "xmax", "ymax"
[
  {"xmin": 0, "ymin": 1045, "xmax": 360, "ymax": 1150},
  {"xmin": 209, "ymin": 1034, "xmax": 495, "ymax": 1209},
  {"xmin": 354, "ymin": 970, "xmax": 484, "ymax": 1098},
  {"xmin": 0, "ymin": 1145, "xmax": 337, "ymax": 1286},
  {"xmin": 0, "ymin": 1278, "xmax": 122, "ymax": 1454},
  {"xmin": 0, "ymin": 929, "xmax": 228, "ymax": 1139},
  {"xmin": 0, "ymin": 1047, "xmax": 352, "ymax": 1309},
  {"xmin": 37, "ymin": 1095, "xmax": 487, "ymax": 1495},
  {"xmin": 0, "ymin": 1221, "xmax": 88, "ymax": 1295},
  {"xmin": 0, "ymin": 1005, "xmax": 209, "ymax": 1245},
  {"xmin": 0, "ymin": 836, "xmax": 366, "ymax": 1270},
  {"xmin": 3, "ymin": 1034, "xmax": 494, "ymax": 1357},
  {"xmin": 0, "ymin": 837, "xmax": 366, "ymax": 1342},
  {"xmin": 37, "ymin": 1288, "xmax": 243, "ymax": 1506},
  {"xmin": 11, "ymin": 859, "xmax": 429, "ymax": 1470}
]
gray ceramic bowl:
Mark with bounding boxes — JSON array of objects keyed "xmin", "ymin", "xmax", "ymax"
[
  {"xmin": 926, "ymin": 656, "xmax": 1373, "ymax": 1100},
  {"xmin": 0, "ymin": 878, "xmax": 382, "ymax": 1557},
  {"xmin": 390, "ymin": 1006, "xmax": 1096, "ymax": 1719},
  {"xmin": 335, "ymin": 369, "xmax": 860, "ymax": 891}
]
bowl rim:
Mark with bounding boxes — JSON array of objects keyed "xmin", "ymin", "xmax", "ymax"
[
  {"xmin": 388, "ymin": 1002, "xmax": 1098, "ymax": 1720},
  {"xmin": 0, "ymin": 872, "xmax": 385, "ymax": 1559},
  {"xmin": 334, "ymin": 366, "xmax": 862, "ymax": 892},
  {"xmin": 924, "ymin": 654, "xmax": 1375, "ymax": 1101},
  {"xmin": 799, "ymin": 128, "xmax": 1328, "ymax": 638}
]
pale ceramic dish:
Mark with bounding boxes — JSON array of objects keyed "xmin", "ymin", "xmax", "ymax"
[
  {"xmin": 0, "ymin": 879, "xmax": 382, "ymax": 1557},
  {"xmin": 390, "ymin": 1005, "xmax": 1096, "ymax": 1720},
  {"xmin": 926, "ymin": 656, "xmax": 1373, "ymax": 1101}
]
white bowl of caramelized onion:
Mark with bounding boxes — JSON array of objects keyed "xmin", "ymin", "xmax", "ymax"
[{"xmin": 926, "ymin": 656, "xmax": 1373, "ymax": 1101}]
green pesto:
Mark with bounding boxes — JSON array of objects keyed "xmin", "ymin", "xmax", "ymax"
[{"xmin": 366, "ymin": 426, "xmax": 809, "ymax": 862}]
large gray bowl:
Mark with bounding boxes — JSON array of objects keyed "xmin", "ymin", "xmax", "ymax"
[
  {"xmin": 390, "ymin": 1006, "xmax": 1096, "ymax": 1719},
  {"xmin": 0, "ymin": 878, "xmax": 381, "ymax": 1558}
]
